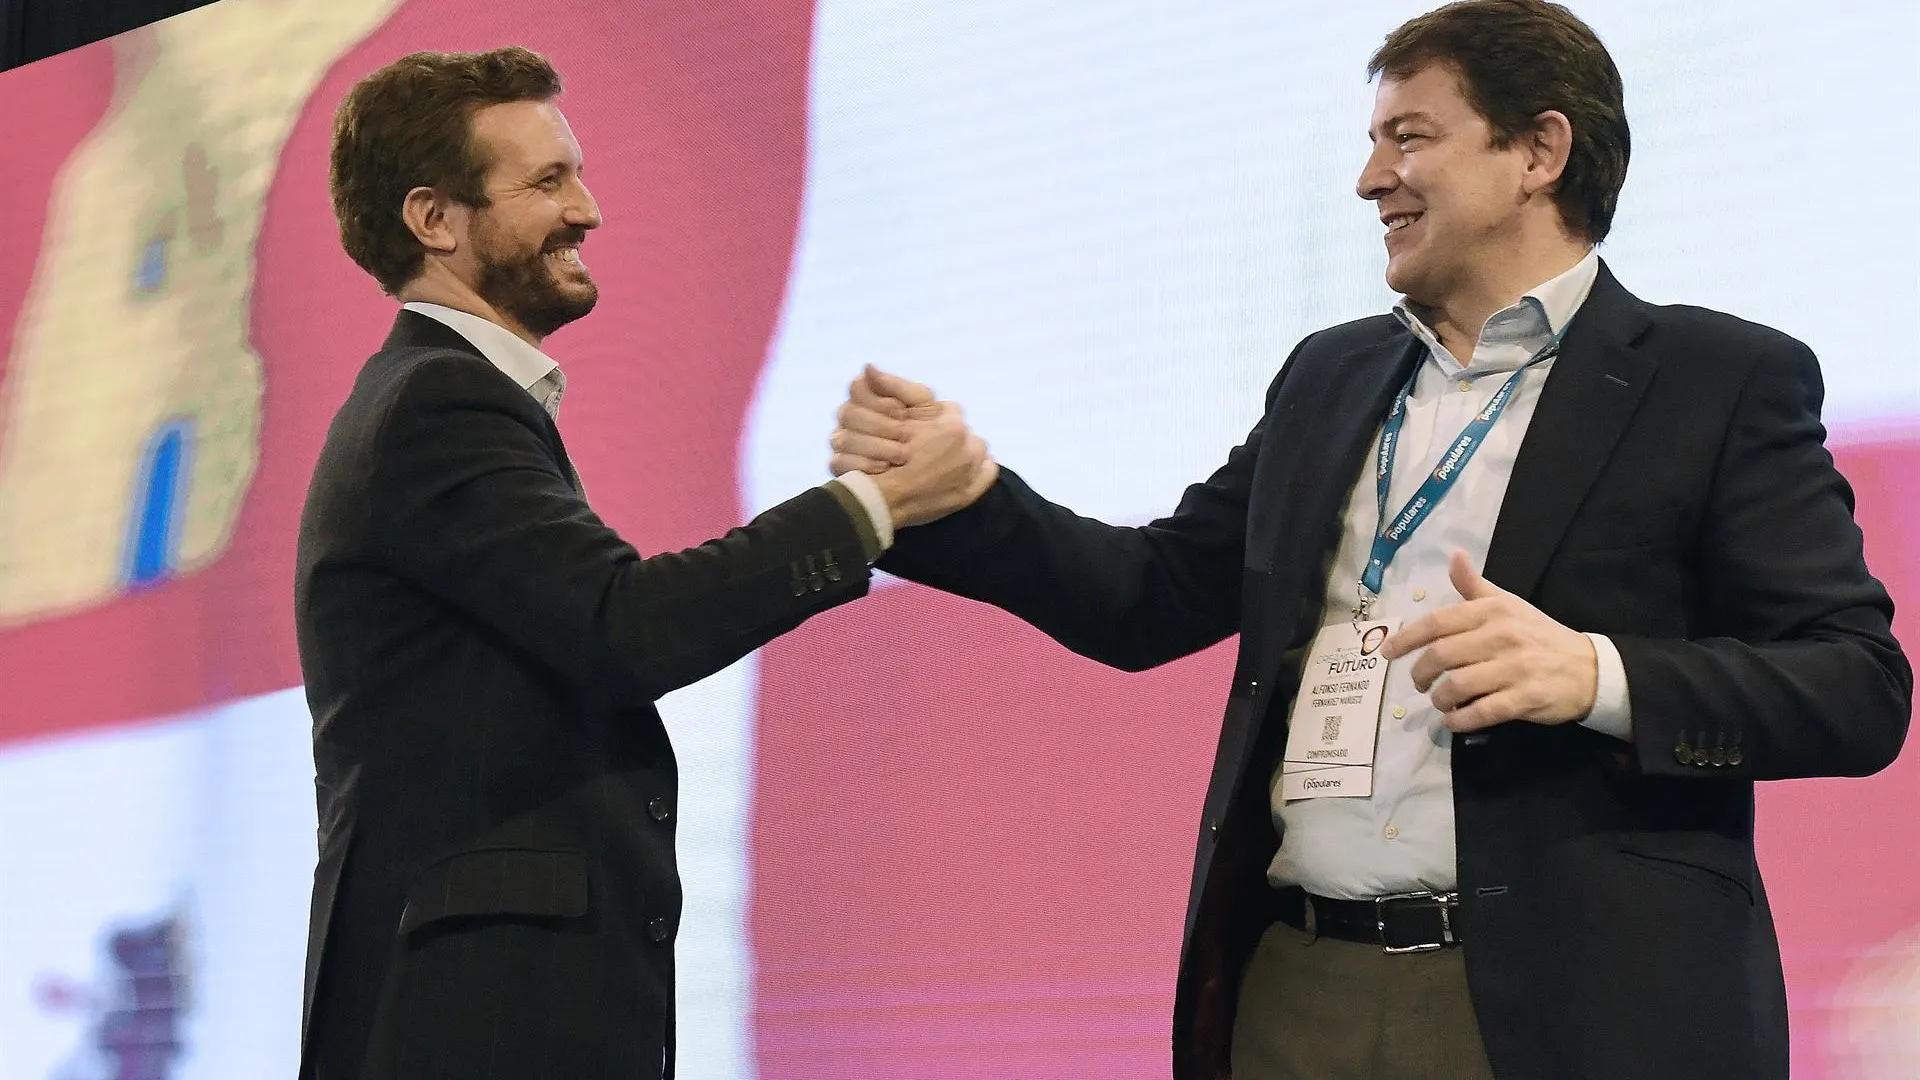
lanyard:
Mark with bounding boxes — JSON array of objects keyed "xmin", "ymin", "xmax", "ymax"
[{"xmin": 1354, "ymin": 329, "xmax": 1566, "ymax": 623}]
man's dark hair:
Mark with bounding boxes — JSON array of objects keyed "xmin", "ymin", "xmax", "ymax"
[
  {"xmin": 1370, "ymin": 0, "xmax": 1629, "ymax": 242},
  {"xmin": 330, "ymin": 46, "xmax": 562, "ymax": 294}
]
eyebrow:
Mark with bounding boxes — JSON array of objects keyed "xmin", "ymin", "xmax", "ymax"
[
  {"xmin": 529, "ymin": 160, "xmax": 583, "ymax": 180},
  {"xmin": 1369, "ymin": 111, "xmax": 1442, "ymax": 139}
]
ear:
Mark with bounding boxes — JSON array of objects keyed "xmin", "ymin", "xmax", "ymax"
[
  {"xmin": 400, "ymin": 186, "xmax": 462, "ymax": 257},
  {"xmin": 1520, "ymin": 109, "xmax": 1573, "ymax": 198}
]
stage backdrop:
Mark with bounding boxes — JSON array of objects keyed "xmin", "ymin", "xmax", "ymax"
[{"xmin": 0, "ymin": 1, "xmax": 1915, "ymax": 1077}]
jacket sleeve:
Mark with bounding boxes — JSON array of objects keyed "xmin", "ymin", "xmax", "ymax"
[
  {"xmin": 1613, "ymin": 338, "xmax": 1912, "ymax": 780},
  {"xmin": 878, "ymin": 365, "xmax": 1295, "ymax": 673},
  {"xmin": 368, "ymin": 353, "xmax": 872, "ymax": 707}
]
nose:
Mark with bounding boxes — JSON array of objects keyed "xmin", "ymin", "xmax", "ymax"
[
  {"xmin": 568, "ymin": 180, "xmax": 602, "ymax": 231},
  {"xmin": 1356, "ymin": 141, "xmax": 1396, "ymax": 203}
]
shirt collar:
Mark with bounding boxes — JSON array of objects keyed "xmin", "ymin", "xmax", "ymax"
[
  {"xmin": 402, "ymin": 301, "xmax": 560, "ymax": 392},
  {"xmin": 1391, "ymin": 249, "xmax": 1601, "ymax": 365}
]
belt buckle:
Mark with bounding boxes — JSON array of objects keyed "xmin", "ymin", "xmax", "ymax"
[{"xmin": 1375, "ymin": 890, "xmax": 1458, "ymax": 954}]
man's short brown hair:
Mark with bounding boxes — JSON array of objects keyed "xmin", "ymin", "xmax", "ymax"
[
  {"xmin": 330, "ymin": 46, "xmax": 562, "ymax": 294},
  {"xmin": 1370, "ymin": 0, "xmax": 1630, "ymax": 243}
]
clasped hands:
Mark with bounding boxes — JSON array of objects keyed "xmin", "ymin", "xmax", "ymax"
[
  {"xmin": 829, "ymin": 366, "xmax": 1598, "ymax": 732},
  {"xmin": 828, "ymin": 365, "xmax": 997, "ymax": 528}
]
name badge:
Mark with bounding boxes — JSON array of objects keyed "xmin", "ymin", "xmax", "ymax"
[{"xmin": 1279, "ymin": 621, "xmax": 1393, "ymax": 800}]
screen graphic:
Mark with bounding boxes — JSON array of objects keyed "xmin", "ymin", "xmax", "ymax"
[{"xmin": 1, "ymin": 1, "xmax": 1915, "ymax": 1077}]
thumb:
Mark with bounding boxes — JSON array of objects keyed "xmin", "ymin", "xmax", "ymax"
[
  {"xmin": 865, "ymin": 364, "xmax": 936, "ymax": 408},
  {"xmin": 1449, "ymin": 550, "xmax": 1502, "ymax": 600}
]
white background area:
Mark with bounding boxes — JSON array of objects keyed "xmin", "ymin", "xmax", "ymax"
[{"xmin": 749, "ymin": 0, "xmax": 1920, "ymax": 529}]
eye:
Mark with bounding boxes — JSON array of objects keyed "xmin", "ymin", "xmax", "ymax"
[{"xmin": 1396, "ymin": 132, "xmax": 1424, "ymax": 146}]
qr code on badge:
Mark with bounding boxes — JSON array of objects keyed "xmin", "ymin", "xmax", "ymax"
[{"xmin": 1321, "ymin": 716, "xmax": 1342, "ymax": 743}]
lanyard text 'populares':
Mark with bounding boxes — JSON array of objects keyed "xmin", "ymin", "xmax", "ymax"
[{"xmin": 1352, "ymin": 327, "xmax": 1568, "ymax": 625}]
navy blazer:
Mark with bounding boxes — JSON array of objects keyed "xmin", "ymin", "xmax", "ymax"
[
  {"xmin": 295, "ymin": 311, "xmax": 873, "ymax": 1079},
  {"xmin": 881, "ymin": 263, "xmax": 1911, "ymax": 1080}
]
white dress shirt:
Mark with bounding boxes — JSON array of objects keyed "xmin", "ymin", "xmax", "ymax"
[
  {"xmin": 404, "ymin": 302, "xmax": 560, "ymax": 400},
  {"xmin": 1268, "ymin": 250, "xmax": 1633, "ymax": 900}
]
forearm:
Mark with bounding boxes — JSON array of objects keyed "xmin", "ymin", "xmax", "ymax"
[
  {"xmin": 1615, "ymin": 624, "xmax": 1909, "ymax": 780},
  {"xmin": 377, "ymin": 357, "xmax": 875, "ymax": 707},
  {"xmin": 882, "ymin": 469, "xmax": 1240, "ymax": 671}
]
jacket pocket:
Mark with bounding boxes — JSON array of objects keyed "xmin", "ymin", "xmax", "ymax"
[
  {"xmin": 1559, "ymin": 502, "xmax": 1687, "ymax": 554},
  {"xmin": 1616, "ymin": 832, "xmax": 1753, "ymax": 907},
  {"xmin": 397, "ymin": 847, "xmax": 591, "ymax": 935}
]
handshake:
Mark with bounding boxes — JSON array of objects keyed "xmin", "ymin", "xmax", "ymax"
[{"xmin": 828, "ymin": 366, "xmax": 998, "ymax": 529}]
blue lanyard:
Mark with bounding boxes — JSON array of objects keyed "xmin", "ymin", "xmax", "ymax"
[{"xmin": 1357, "ymin": 329, "xmax": 1567, "ymax": 614}]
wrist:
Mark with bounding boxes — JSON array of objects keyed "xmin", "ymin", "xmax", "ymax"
[{"xmin": 831, "ymin": 470, "xmax": 894, "ymax": 552}]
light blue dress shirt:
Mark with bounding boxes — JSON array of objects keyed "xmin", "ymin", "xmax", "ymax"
[{"xmin": 1267, "ymin": 250, "xmax": 1632, "ymax": 900}]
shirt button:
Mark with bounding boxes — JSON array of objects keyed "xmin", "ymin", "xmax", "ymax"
[
  {"xmin": 648, "ymin": 798, "xmax": 672, "ymax": 822},
  {"xmin": 649, "ymin": 917, "xmax": 673, "ymax": 943},
  {"xmin": 1392, "ymin": 705, "xmax": 1407, "ymax": 720},
  {"xmin": 1412, "ymin": 588, "xmax": 1427, "ymax": 602},
  {"xmin": 1384, "ymin": 823, "xmax": 1400, "ymax": 840},
  {"xmin": 1457, "ymin": 379, "xmax": 1472, "ymax": 393}
]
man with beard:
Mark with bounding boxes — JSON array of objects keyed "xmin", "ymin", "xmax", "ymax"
[{"xmin": 295, "ymin": 47, "xmax": 995, "ymax": 1080}]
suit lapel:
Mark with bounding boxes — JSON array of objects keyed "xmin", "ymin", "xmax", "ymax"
[
  {"xmin": 1482, "ymin": 262, "xmax": 1657, "ymax": 599},
  {"xmin": 384, "ymin": 310, "xmax": 588, "ymax": 498},
  {"xmin": 1281, "ymin": 333, "xmax": 1425, "ymax": 543},
  {"xmin": 1219, "ymin": 331, "xmax": 1425, "ymax": 818},
  {"xmin": 1253, "ymin": 332, "xmax": 1423, "ymax": 663}
]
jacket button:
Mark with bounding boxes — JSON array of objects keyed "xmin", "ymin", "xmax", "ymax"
[
  {"xmin": 1674, "ymin": 741, "xmax": 1692, "ymax": 766},
  {"xmin": 648, "ymin": 798, "xmax": 672, "ymax": 822},
  {"xmin": 1691, "ymin": 747, "xmax": 1710, "ymax": 767},
  {"xmin": 649, "ymin": 917, "xmax": 673, "ymax": 943},
  {"xmin": 1727, "ymin": 748, "xmax": 1745, "ymax": 767}
]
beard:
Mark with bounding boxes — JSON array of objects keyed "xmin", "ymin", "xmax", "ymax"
[{"xmin": 471, "ymin": 218, "xmax": 599, "ymax": 339}]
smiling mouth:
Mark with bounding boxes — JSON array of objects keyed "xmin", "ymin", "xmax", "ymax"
[
  {"xmin": 1385, "ymin": 212, "xmax": 1424, "ymax": 235},
  {"xmin": 546, "ymin": 246, "xmax": 581, "ymax": 263}
]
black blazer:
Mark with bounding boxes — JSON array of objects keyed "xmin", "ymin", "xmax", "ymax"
[
  {"xmin": 881, "ymin": 263, "xmax": 1911, "ymax": 1080},
  {"xmin": 295, "ymin": 311, "xmax": 872, "ymax": 1080}
]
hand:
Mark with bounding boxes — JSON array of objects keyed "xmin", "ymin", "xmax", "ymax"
[
  {"xmin": 828, "ymin": 365, "xmax": 936, "ymax": 475},
  {"xmin": 1380, "ymin": 551, "xmax": 1598, "ymax": 733},
  {"xmin": 868, "ymin": 401, "xmax": 999, "ymax": 527}
]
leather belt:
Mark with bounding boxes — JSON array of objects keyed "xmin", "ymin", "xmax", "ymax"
[{"xmin": 1267, "ymin": 884, "xmax": 1462, "ymax": 953}]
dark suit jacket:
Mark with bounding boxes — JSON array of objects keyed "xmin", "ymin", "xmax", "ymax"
[
  {"xmin": 295, "ymin": 311, "xmax": 872, "ymax": 1080},
  {"xmin": 881, "ymin": 263, "xmax": 1911, "ymax": 1080}
]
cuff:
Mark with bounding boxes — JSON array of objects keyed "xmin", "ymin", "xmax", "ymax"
[
  {"xmin": 1579, "ymin": 633, "xmax": 1633, "ymax": 742},
  {"xmin": 824, "ymin": 472, "xmax": 893, "ymax": 561}
]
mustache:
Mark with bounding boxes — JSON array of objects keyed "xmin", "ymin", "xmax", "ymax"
[{"xmin": 541, "ymin": 229, "xmax": 588, "ymax": 252}]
